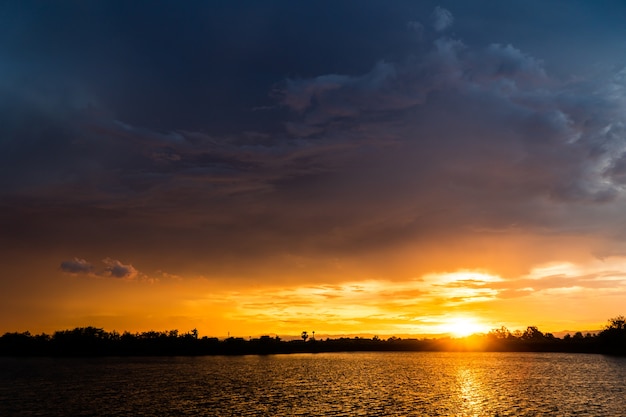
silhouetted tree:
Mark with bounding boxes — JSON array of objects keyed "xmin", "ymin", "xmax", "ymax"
[
  {"xmin": 598, "ymin": 315, "xmax": 626, "ymax": 354},
  {"xmin": 489, "ymin": 326, "xmax": 512, "ymax": 339},
  {"xmin": 606, "ymin": 315, "xmax": 626, "ymax": 330},
  {"xmin": 522, "ymin": 326, "xmax": 544, "ymax": 340},
  {"xmin": 301, "ymin": 331, "xmax": 308, "ymax": 342}
]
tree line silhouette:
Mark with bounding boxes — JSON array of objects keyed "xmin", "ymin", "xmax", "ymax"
[{"xmin": 1, "ymin": 316, "xmax": 624, "ymax": 356}]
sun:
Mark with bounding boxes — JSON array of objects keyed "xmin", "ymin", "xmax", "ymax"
[{"xmin": 440, "ymin": 317, "xmax": 487, "ymax": 337}]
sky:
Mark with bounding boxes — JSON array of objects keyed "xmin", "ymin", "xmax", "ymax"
[{"xmin": 2, "ymin": 0, "xmax": 626, "ymax": 338}]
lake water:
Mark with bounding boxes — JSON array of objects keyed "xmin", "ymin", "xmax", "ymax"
[{"xmin": 1, "ymin": 352, "xmax": 625, "ymax": 416}]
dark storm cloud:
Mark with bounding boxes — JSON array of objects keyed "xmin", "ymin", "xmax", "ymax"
[
  {"xmin": 3, "ymin": 2, "xmax": 626, "ymax": 279},
  {"xmin": 0, "ymin": 1, "xmax": 424, "ymax": 134},
  {"xmin": 277, "ymin": 30, "xmax": 624, "ymax": 212}
]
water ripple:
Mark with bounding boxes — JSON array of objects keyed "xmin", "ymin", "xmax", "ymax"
[{"xmin": 1, "ymin": 352, "xmax": 625, "ymax": 416}]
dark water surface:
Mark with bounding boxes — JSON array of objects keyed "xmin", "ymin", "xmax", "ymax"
[{"xmin": 1, "ymin": 352, "xmax": 625, "ymax": 416}]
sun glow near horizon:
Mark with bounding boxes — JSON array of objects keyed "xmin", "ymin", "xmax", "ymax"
[
  {"xmin": 18, "ymin": 262, "xmax": 620, "ymax": 339},
  {"xmin": 198, "ymin": 271, "xmax": 508, "ymax": 337},
  {"xmin": 437, "ymin": 317, "xmax": 491, "ymax": 338}
]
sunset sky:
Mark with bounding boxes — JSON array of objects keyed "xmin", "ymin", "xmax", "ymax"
[{"xmin": 2, "ymin": 1, "xmax": 626, "ymax": 338}]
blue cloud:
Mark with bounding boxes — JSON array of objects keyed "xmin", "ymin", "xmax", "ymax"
[{"xmin": 431, "ymin": 6, "xmax": 454, "ymax": 32}]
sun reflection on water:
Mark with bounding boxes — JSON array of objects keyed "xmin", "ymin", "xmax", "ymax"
[{"xmin": 456, "ymin": 367, "xmax": 486, "ymax": 417}]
